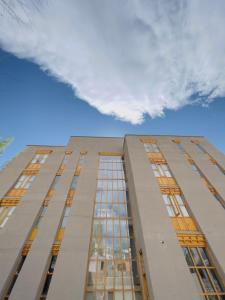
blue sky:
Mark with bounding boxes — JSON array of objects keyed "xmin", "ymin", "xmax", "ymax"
[
  {"xmin": 1, "ymin": 1, "xmax": 225, "ymax": 166},
  {"xmin": 1, "ymin": 47, "xmax": 225, "ymax": 167}
]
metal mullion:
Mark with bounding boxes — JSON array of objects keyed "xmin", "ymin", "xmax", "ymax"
[
  {"xmin": 205, "ymin": 267, "xmax": 220, "ymax": 294},
  {"xmin": 191, "ymin": 267, "xmax": 208, "ymax": 295}
]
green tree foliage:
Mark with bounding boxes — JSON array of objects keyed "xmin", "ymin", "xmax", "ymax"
[{"xmin": 0, "ymin": 137, "xmax": 13, "ymax": 155}]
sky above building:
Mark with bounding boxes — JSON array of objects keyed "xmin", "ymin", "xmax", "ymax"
[{"xmin": 0, "ymin": 0, "xmax": 225, "ymax": 166}]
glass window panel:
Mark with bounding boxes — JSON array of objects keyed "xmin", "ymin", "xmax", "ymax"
[
  {"xmin": 96, "ymin": 191, "xmax": 101, "ymax": 202},
  {"xmin": 86, "ymin": 292, "xmax": 94, "ymax": 299},
  {"xmin": 113, "ymin": 204, "xmax": 120, "ymax": 218},
  {"xmin": 198, "ymin": 269, "xmax": 215, "ymax": 292},
  {"xmin": 191, "ymin": 248, "xmax": 203, "ymax": 266},
  {"xmin": 175, "ymin": 194, "xmax": 183, "ymax": 205},
  {"xmin": 120, "ymin": 204, "xmax": 127, "ymax": 217},
  {"xmin": 182, "ymin": 248, "xmax": 194, "ymax": 266},
  {"xmin": 190, "ymin": 268, "xmax": 203, "ymax": 293},
  {"xmin": 107, "ymin": 220, "xmax": 113, "ymax": 237},
  {"xmin": 166, "ymin": 206, "xmax": 175, "ymax": 217},
  {"xmin": 114, "ymin": 220, "xmax": 120, "ymax": 237},
  {"xmin": 120, "ymin": 220, "xmax": 128, "ymax": 236},
  {"xmin": 208, "ymin": 269, "xmax": 223, "ymax": 292},
  {"xmin": 180, "ymin": 205, "xmax": 189, "ymax": 217},
  {"xmin": 114, "ymin": 239, "xmax": 121, "ymax": 258},
  {"xmin": 135, "ymin": 292, "xmax": 142, "ymax": 300},
  {"xmin": 162, "ymin": 195, "xmax": 170, "ymax": 205},
  {"xmin": 199, "ymin": 248, "xmax": 210, "ymax": 266}
]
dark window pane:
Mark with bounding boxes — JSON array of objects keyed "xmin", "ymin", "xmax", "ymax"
[
  {"xmin": 208, "ymin": 269, "xmax": 224, "ymax": 292},
  {"xmin": 182, "ymin": 248, "xmax": 193, "ymax": 266},
  {"xmin": 191, "ymin": 248, "xmax": 203, "ymax": 266},
  {"xmin": 198, "ymin": 269, "xmax": 215, "ymax": 292}
]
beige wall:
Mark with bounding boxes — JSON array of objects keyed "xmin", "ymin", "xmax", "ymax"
[
  {"xmin": 0, "ymin": 147, "xmax": 65, "ymax": 298},
  {"xmin": 124, "ymin": 136, "xmax": 200, "ymax": 300},
  {"xmin": 0, "ymin": 136, "xmax": 224, "ymax": 300}
]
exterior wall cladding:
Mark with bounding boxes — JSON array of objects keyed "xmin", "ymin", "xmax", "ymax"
[{"xmin": 0, "ymin": 135, "xmax": 225, "ymax": 300}]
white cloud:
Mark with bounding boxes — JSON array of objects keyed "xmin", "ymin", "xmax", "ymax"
[{"xmin": 1, "ymin": 0, "xmax": 225, "ymax": 124}]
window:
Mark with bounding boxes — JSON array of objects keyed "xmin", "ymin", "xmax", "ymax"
[
  {"xmin": 51, "ymin": 176, "xmax": 61, "ymax": 190},
  {"xmin": 0, "ymin": 206, "xmax": 16, "ymax": 228},
  {"xmin": 31, "ymin": 154, "xmax": 48, "ymax": 164},
  {"xmin": 85, "ymin": 155, "xmax": 143, "ymax": 298},
  {"xmin": 61, "ymin": 207, "xmax": 71, "ymax": 228},
  {"xmin": 40, "ymin": 256, "xmax": 58, "ymax": 299},
  {"xmin": 144, "ymin": 143, "xmax": 159, "ymax": 153},
  {"xmin": 71, "ymin": 175, "xmax": 79, "ymax": 190},
  {"xmin": 14, "ymin": 175, "xmax": 36, "ymax": 189},
  {"xmin": 162, "ymin": 194, "xmax": 189, "ymax": 217},
  {"xmin": 183, "ymin": 247, "xmax": 225, "ymax": 298},
  {"xmin": 151, "ymin": 163, "xmax": 172, "ymax": 177}
]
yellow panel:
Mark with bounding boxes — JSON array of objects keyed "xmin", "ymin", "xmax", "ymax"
[
  {"xmin": 148, "ymin": 152, "xmax": 166, "ymax": 163},
  {"xmin": 6, "ymin": 188, "xmax": 25, "ymax": 197},
  {"xmin": 36, "ymin": 149, "xmax": 52, "ymax": 154},
  {"xmin": 25, "ymin": 163, "xmax": 40, "ymax": 171},
  {"xmin": 22, "ymin": 243, "xmax": 31, "ymax": 256},
  {"xmin": 47, "ymin": 189, "xmax": 54, "ymax": 198},
  {"xmin": 65, "ymin": 151, "xmax": 72, "ymax": 155},
  {"xmin": 80, "ymin": 150, "xmax": 87, "ymax": 155},
  {"xmin": 157, "ymin": 177, "xmax": 177, "ymax": 188},
  {"xmin": 171, "ymin": 217, "xmax": 197, "ymax": 232},
  {"xmin": 55, "ymin": 228, "xmax": 65, "ymax": 241},
  {"xmin": 140, "ymin": 138, "xmax": 157, "ymax": 144},
  {"xmin": 137, "ymin": 249, "xmax": 151, "ymax": 300},
  {"xmin": 22, "ymin": 169, "xmax": 39, "ymax": 176},
  {"xmin": 28, "ymin": 228, "xmax": 38, "ymax": 241},
  {"xmin": 68, "ymin": 189, "xmax": 75, "ymax": 198},
  {"xmin": 98, "ymin": 152, "xmax": 123, "ymax": 156},
  {"xmin": 0, "ymin": 198, "xmax": 20, "ymax": 206},
  {"xmin": 172, "ymin": 139, "xmax": 181, "ymax": 144},
  {"xmin": 191, "ymin": 139, "xmax": 200, "ymax": 145},
  {"xmin": 51, "ymin": 243, "xmax": 61, "ymax": 255},
  {"xmin": 56, "ymin": 165, "xmax": 64, "ymax": 175},
  {"xmin": 75, "ymin": 165, "xmax": 81, "ymax": 176},
  {"xmin": 177, "ymin": 233, "xmax": 206, "ymax": 247}
]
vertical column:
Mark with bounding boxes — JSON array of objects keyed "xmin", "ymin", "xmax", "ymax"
[
  {"xmin": 200, "ymin": 139, "xmax": 225, "ymax": 170},
  {"xmin": 182, "ymin": 140, "xmax": 225, "ymax": 208},
  {"xmin": 0, "ymin": 147, "xmax": 36, "ymax": 198},
  {"xmin": 124, "ymin": 136, "xmax": 199, "ymax": 300},
  {"xmin": 0, "ymin": 149, "xmax": 63, "ymax": 297},
  {"xmin": 8, "ymin": 150, "xmax": 75, "ymax": 300},
  {"xmin": 159, "ymin": 138, "xmax": 225, "ymax": 278},
  {"xmin": 47, "ymin": 152, "xmax": 98, "ymax": 300}
]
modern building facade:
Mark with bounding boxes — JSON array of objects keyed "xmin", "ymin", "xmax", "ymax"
[{"xmin": 0, "ymin": 135, "xmax": 225, "ymax": 300}]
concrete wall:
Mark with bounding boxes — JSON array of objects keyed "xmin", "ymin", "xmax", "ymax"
[
  {"xmin": 0, "ymin": 147, "xmax": 65, "ymax": 298},
  {"xmin": 124, "ymin": 136, "xmax": 200, "ymax": 300},
  {"xmin": 1, "ymin": 136, "xmax": 224, "ymax": 300},
  {"xmin": 44, "ymin": 137, "xmax": 124, "ymax": 300},
  {"xmin": 159, "ymin": 137, "xmax": 225, "ymax": 279},
  {"xmin": 9, "ymin": 149, "xmax": 76, "ymax": 300}
]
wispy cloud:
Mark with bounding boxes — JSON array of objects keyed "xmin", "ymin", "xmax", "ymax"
[{"xmin": 1, "ymin": 0, "xmax": 225, "ymax": 124}]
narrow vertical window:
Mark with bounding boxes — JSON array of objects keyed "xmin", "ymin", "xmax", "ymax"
[{"xmin": 85, "ymin": 154, "xmax": 146, "ymax": 299}]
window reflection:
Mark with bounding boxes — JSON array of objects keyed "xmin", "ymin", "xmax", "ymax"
[{"xmin": 86, "ymin": 156, "xmax": 142, "ymax": 299}]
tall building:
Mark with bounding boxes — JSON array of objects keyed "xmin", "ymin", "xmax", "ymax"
[{"xmin": 0, "ymin": 135, "xmax": 225, "ymax": 300}]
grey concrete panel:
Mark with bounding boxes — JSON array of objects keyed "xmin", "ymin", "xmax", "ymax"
[
  {"xmin": 67, "ymin": 136, "xmax": 123, "ymax": 153},
  {"xmin": 8, "ymin": 150, "xmax": 70, "ymax": 300},
  {"xmin": 124, "ymin": 136, "xmax": 200, "ymax": 300},
  {"xmin": 159, "ymin": 138, "xmax": 225, "ymax": 278},
  {"xmin": 47, "ymin": 153, "xmax": 98, "ymax": 300},
  {"xmin": 0, "ymin": 147, "xmax": 36, "ymax": 198},
  {"xmin": 201, "ymin": 139, "xmax": 225, "ymax": 170},
  {"xmin": 181, "ymin": 141, "xmax": 225, "ymax": 208},
  {"xmin": 0, "ymin": 149, "xmax": 65, "ymax": 298}
]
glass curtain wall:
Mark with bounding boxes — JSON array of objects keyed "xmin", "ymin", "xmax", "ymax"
[{"xmin": 86, "ymin": 155, "xmax": 143, "ymax": 300}]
